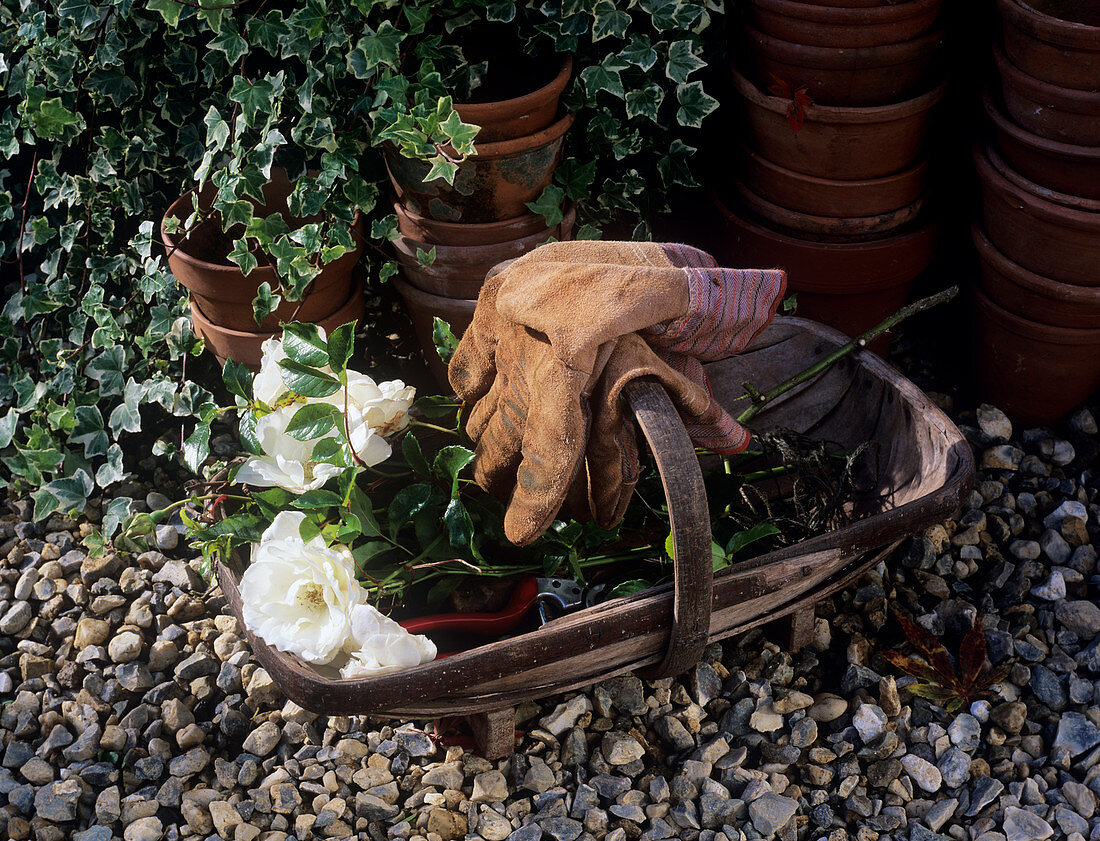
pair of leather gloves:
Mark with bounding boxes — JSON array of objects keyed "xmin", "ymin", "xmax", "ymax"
[{"xmin": 448, "ymin": 241, "xmax": 787, "ymax": 546}]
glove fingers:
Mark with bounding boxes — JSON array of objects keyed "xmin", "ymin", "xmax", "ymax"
[
  {"xmin": 471, "ymin": 368, "xmax": 529, "ymax": 500},
  {"xmin": 588, "ymin": 411, "xmax": 641, "ymax": 530},
  {"xmin": 448, "ymin": 274, "xmax": 507, "ymax": 403}
]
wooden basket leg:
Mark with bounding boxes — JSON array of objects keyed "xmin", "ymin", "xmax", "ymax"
[
  {"xmin": 783, "ymin": 604, "xmax": 817, "ymax": 651},
  {"xmin": 466, "ymin": 707, "xmax": 516, "ymax": 759}
]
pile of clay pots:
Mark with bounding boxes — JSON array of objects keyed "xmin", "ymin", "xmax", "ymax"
[
  {"xmin": 389, "ymin": 57, "xmax": 575, "ymax": 387},
  {"xmin": 714, "ymin": 0, "xmax": 946, "ymax": 353},
  {"xmin": 972, "ymin": 0, "xmax": 1100, "ymax": 423}
]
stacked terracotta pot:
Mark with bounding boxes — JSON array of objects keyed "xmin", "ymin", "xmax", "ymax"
[
  {"xmin": 714, "ymin": 0, "xmax": 946, "ymax": 352},
  {"xmin": 389, "ymin": 57, "xmax": 575, "ymax": 387},
  {"xmin": 972, "ymin": 0, "xmax": 1100, "ymax": 424}
]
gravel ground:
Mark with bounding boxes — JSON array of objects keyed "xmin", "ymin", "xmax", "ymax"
[{"xmin": 2, "ymin": 387, "xmax": 1100, "ymax": 841}]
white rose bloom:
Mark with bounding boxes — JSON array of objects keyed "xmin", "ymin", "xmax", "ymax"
[
  {"xmin": 240, "ymin": 511, "xmax": 366, "ymax": 665},
  {"xmin": 235, "ymin": 404, "xmax": 343, "ymax": 493},
  {"xmin": 253, "ymin": 336, "xmax": 293, "ymax": 406},
  {"xmin": 339, "ymin": 602, "xmax": 437, "ymax": 678}
]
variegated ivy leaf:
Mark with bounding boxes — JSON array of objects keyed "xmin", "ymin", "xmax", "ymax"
[
  {"xmin": 675, "ymin": 80, "xmax": 719, "ymax": 128},
  {"xmin": 581, "ymin": 57, "xmax": 629, "ymax": 101},
  {"xmin": 625, "ymin": 83, "xmax": 665, "ymax": 123},
  {"xmin": 666, "ymin": 40, "xmax": 705, "ymax": 84}
]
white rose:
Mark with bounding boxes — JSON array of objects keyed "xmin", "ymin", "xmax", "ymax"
[
  {"xmin": 234, "ymin": 404, "xmax": 343, "ymax": 493},
  {"xmin": 240, "ymin": 511, "xmax": 366, "ymax": 665},
  {"xmin": 253, "ymin": 335, "xmax": 294, "ymax": 407},
  {"xmin": 339, "ymin": 602, "xmax": 437, "ymax": 678}
]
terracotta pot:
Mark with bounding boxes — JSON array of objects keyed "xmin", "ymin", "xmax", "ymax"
[
  {"xmin": 455, "ymin": 56, "xmax": 572, "ymax": 143},
  {"xmin": 395, "ymin": 202, "xmax": 550, "ymax": 246},
  {"xmin": 746, "ymin": 0, "xmax": 943, "ymax": 47},
  {"xmin": 393, "ymin": 204, "xmax": 576, "ymax": 299},
  {"xmin": 975, "ymin": 144, "xmax": 1100, "ymax": 286},
  {"xmin": 385, "ymin": 113, "xmax": 574, "ymax": 223},
  {"xmin": 997, "ymin": 0, "xmax": 1100, "ymax": 90},
  {"xmin": 985, "ymin": 143, "xmax": 1100, "ymax": 213},
  {"xmin": 973, "ymin": 286, "xmax": 1100, "ymax": 425},
  {"xmin": 791, "ymin": 0, "xmax": 902, "ymax": 5},
  {"xmin": 994, "ymin": 44, "xmax": 1100, "ymax": 145},
  {"xmin": 191, "ymin": 285, "xmax": 365, "ymax": 371},
  {"xmin": 973, "ymin": 223, "xmax": 1100, "ymax": 329},
  {"xmin": 163, "ymin": 171, "xmax": 364, "ymax": 333},
  {"xmin": 735, "ymin": 180, "xmax": 926, "ymax": 239},
  {"xmin": 741, "ymin": 146, "xmax": 930, "ymax": 217},
  {"xmin": 742, "ymin": 25, "xmax": 945, "ymax": 107},
  {"xmin": 732, "ymin": 66, "xmax": 943, "ymax": 179},
  {"xmin": 393, "ymin": 277, "xmax": 478, "ymax": 391},
  {"xmin": 984, "ymin": 93, "xmax": 1100, "ymax": 200},
  {"xmin": 710, "ymin": 193, "xmax": 938, "ymax": 354}
]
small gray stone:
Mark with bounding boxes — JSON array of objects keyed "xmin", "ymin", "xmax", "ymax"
[
  {"xmin": 540, "ymin": 695, "xmax": 592, "ymax": 737},
  {"xmin": 167, "ymin": 747, "xmax": 210, "ymax": 777},
  {"xmin": 690, "ymin": 661, "xmax": 722, "ymax": 707},
  {"xmin": 123, "ymin": 816, "xmax": 163, "ymax": 841},
  {"xmin": 34, "ymin": 778, "xmax": 84, "ymax": 822},
  {"xmin": 990, "ymin": 702, "xmax": 1027, "ymax": 735},
  {"xmin": 925, "ymin": 798, "xmax": 958, "ymax": 832},
  {"xmin": 1030, "ymin": 663, "xmax": 1067, "ymax": 710},
  {"xmin": 852, "ymin": 704, "xmax": 888, "ymax": 743},
  {"xmin": 901, "ymin": 754, "xmax": 942, "ymax": 794},
  {"xmin": 242, "ymin": 721, "xmax": 281, "ymax": 757},
  {"xmin": 948, "ymin": 713, "xmax": 981, "ymax": 752},
  {"xmin": 1057, "ymin": 601, "xmax": 1100, "ymax": 638},
  {"xmin": 1054, "ymin": 712, "xmax": 1100, "ymax": 757},
  {"xmin": 1003, "ymin": 806, "xmax": 1053, "ymax": 841},
  {"xmin": 539, "ymin": 816, "xmax": 582, "ymax": 841},
  {"xmin": 0, "ymin": 601, "xmax": 32, "ymax": 634},
  {"xmin": 1040, "ymin": 530, "xmax": 1072, "ymax": 566},
  {"xmin": 938, "ymin": 746, "xmax": 971, "ymax": 789},
  {"xmin": 808, "ymin": 695, "xmax": 847, "ymax": 722},
  {"xmin": 1045, "ymin": 501, "xmax": 1088, "ymax": 529},
  {"xmin": 394, "ymin": 728, "xmax": 435, "ymax": 757},
  {"xmin": 655, "ymin": 715, "xmax": 695, "ymax": 752},
  {"xmin": 748, "ymin": 794, "xmax": 798, "ymax": 838},
  {"xmin": 977, "ymin": 405, "xmax": 1012, "ymax": 440},
  {"xmin": 602, "ymin": 732, "xmax": 644, "ymax": 765},
  {"xmin": 967, "ymin": 776, "xmax": 1005, "ymax": 816},
  {"xmin": 472, "ymin": 770, "xmax": 510, "ymax": 803},
  {"xmin": 790, "ymin": 717, "xmax": 818, "ymax": 749},
  {"xmin": 154, "ymin": 525, "xmax": 178, "ymax": 551},
  {"xmin": 749, "ymin": 704, "xmax": 784, "ymax": 733},
  {"xmin": 981, "ymin": 444, "xmax": 1023, "ymax": 470},
  {"xmin": 1031, "ymin": 569, "xmax": 1067, "ymax": 600},
  {"xmin": 1009, "ymin": 540, "xmax": 1041, "ymax": 561}
]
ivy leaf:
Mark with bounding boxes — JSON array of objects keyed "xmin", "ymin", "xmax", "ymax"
[
  {"xmin": 625, "ymin": 83, "xmax": 665, "ymax": 123},
  {"xmin": 228, "ymin": 238, "xmax": 259, "ymax": 276},
  {"xmin": 592, "ymin": 0, "xmax": 631, "ymax": 40},
  {"xmin": 85, "ymin": 346, "xmax": 127, "ymax": 397},
  {"xmin": 439, "ymin": 109, "xmax": 480, "ymax": 154},
  {"xmin": 95, "ymin": 443, "xmax": 129, "ymax": 488},
  {"xmin": 415, "ymin": 246, "xmax": 437, "ymax": 267},
  {"xmin": 0, "ymin": 409, "xmax": 17, "ymax": 449},
  {"xmin": 432, "ymin": 317, "xmax": 459, "ymax": 364},
  {"xmin": 102, "ymin": 497, "xmax": 136, "ymax": 541},
  {"xmin": 32, "ymin": 470, "xmax": 93, "ymax": 520},
  {"xmin": 666, "ymin": 40, "xmax": 706, "ymax": 84},
  {"xmin": 204, "ymin": 106, "xmax": 230, "ymax": 151},
  {"xmin": 620, "ymin": 35, "xmax": 658, "ymax": 71},
  {"xmin": 229, "ymin": 76, "xmax": 276, "ymax": 129},
  {"xmin": 371, "ymin": 215, "xmax": 400, "ymax": 242},
  {"xmin": 351, "ymin": 22, "xmax": 404, "ymax": 74},
  {"xmin": 58, "ymin": 0, "xmax": 102, "ymax": 28},
  {"xmin": 209, "ymin": 23, "xmax": 249, "ymax": 66},
  {"xmin": 251, "ymin": 282, "xmax": 278, "ymax": 326},
  {"xmin": 581, "ymin": 57, "xmax": 628, "ymax": 100},
  {"xmin": 424, "ymin": 156, "xmax": 459, "ymax": 185},
  {"xmin": 525, "ymin": 185, "xmax": 565, "ymax": 227},
  {"xmin": 676, "ymin": 81, "xmax": 719, "ymax": 128},
  {"xmin": 277, "ymin": 359, "xmax": 342, "ymax": 398},
  {"xmin": 87, "ymin": 69, "xmax": 138, "ymax": 106},
  {"xmin": 183, "ymin": 421, "xmax": 211, "ymax": 474},
  {"xmin": 147, "ymin": 0, "xmax": 183, "ymax": 27},
  {"xmin": 281, "ymin": 323, "xmax": 330, "ymax": 368},
  {"xmin": 34, "ymin": 98, "xmax": 81, "ymax": 139},
  {"xmin": 285, "ymin": 403, "xmax": 341, "ymax": 441}
]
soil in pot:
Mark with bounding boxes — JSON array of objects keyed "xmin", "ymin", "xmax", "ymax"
[
  {"xmin": 973, "ymin": 223, "xmax": 1100, "ymax": 329},
  {"xmin": 710, "ymin": 192, "xmax": 939, "ymax": 355},
  {"xmin": 731, "ymin": 65, "xmax": 943, "ymax": 180},
  {"xmin": 740, "ymin": 146, "xmax": 930, "ymax": 218},
  {"xmin": 385, "ymin": 113, "xmax": 574, "ymax": 223},
  {"xmin": 984, "ymin": 91, "xmax": 1100, "ymax": 200},
  {"xmin": 746, "ymin": 0, "xmax": 944, "ymax": 48},
  {"xmin": 975, "ymin": 143, "xmax": 1100, "ymax": 286},
  {"xmin": 997, "ymin": 0, "xmax": 1100, "ymax": 89},
  {"xmin": 741, "ymin": 25, "xmax": 945, "ymax": 107},
  {"xmin": 455, "ymin": 56, "xmax": 572, "ymax": 143},
  {"xmin": 972, "ymin": 285, "xmax": 1100, "ymax": 425},
  {"xmin": 393, "ymin": 277, "xmax": 477, "ymax": 392},
  {"xmin": 191, "ymin": 285, "xmax": 366, "ymax": 371},
  {"xmin": 163, "ymin": 171, "xmax": 364, "ymax": 333},
  {"xmin": 995, "ymin": 45, "xmax": 1100, "ymax": 145}
]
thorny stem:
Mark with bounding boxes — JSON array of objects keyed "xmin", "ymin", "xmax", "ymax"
[{"xmin": 736, "ymin": 286, "xmax": 958, "ymax": 426}]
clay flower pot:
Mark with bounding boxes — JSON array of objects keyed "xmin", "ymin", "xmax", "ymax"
[
  {"xmin": 711, "ymin": 192, "xmax": 938, "ymax": 354},
  {"xmin": 973, "ymin": 223, "xmax": 1100, "ymax": 329},
  {"xmin": 984, "ymin": 92, "xmax": 1100, "ymax": 199},
  {"xmin": 746, "ymin": 0, "xmax": 943, "ymax": 47},
  {"xmin": 393, "ymin": 277, "xmax": 478, "ymax": 391},
  {"xmin": 393, "ymin": 204, "xmax": 576, "ymax": 299},
  {"xmin": 191, "ymin": 286, "xmax": 365, "ymax": 371},
  {"xmin": 994, "ymin": 45, "xmax": 1100, "ymax": 145},
  {"xmin": 975, "ymin": 144, "xmax": 1100, "ymax": 286},
  {"xmin": 735, "ymin": 180, "xmax": 925, "ymax": 240},
  {"xmin": 385, "ymin": 113, "xmax": 574, "ymax": 223},
  {"xmin": 732, "ymin": 66, "xmax": 943, "ymax": 180},
  {"xmin": 973, "ymin": 286, "xmax": 1100, "ymax": 425},
  {"xmin": 395, "ymin": 202, "xmax": 551, "ymax": 246},
  {"xmin": 996, "ymin": 0, "xmax": 1100, "ymax": 90},
  {"xmin": 455, "ymin": 56, "xmax": 573, "ymax": 143},
  {"xmin": 742, "ymin": 25, "xmax": 945, "ymax": 107},
  {"xmin": 741, "ymin": 146, "xmax": 930, "ymax": 217},
  {"xmin": 163, "ymin": 171, "xmax": 364, "ymax": 333}
]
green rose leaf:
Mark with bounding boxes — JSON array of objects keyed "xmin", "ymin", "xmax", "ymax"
[
  {"xmin": 183, "ymin": 421, "xmax": 211, "ymax": 474},
  {"xmin": 432, "ymin": 317, "xmax": 459, "ymax": 365},
  {"xmin": 292, "ymin": 489, "xmax": 343, "ymax": 508},
  {"xmin": 282, "ymin": 322, "xmax": 330, "ymax": 368},
  {"xmin": 326, "ymin": 322, "xmax": 356, "ymax": 373},
  {"xmin": 277, "ymin": 359, "xmax": 342, "ymax": 398},
  {"xmin": 285, "ymin": 403, "xmax": 341, "ymax": 441},
  {"xmin": 387, "ymin": 482, "xmax": 435, "ymax": 537},
  {"xmin": 401, "ymin": 432, "xmax": 431, "ymax": 478},
  {"xmin": 223, "ymin": 358, "xmax": 254, "ymax": 402},
  {"xmin": 443, "ymin": 498, "xmax": 475, "ymax": 551},
  {"xmin": 433, "ymin": 445, "xmax": 475, "ymax": 498}
]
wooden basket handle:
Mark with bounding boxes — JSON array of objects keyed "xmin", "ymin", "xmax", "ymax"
[{"xmin": 623, "ymin": 378, "xmax": 713, "ymax": 680}]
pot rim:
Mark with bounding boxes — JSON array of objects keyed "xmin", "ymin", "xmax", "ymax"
[
  {"xmin": 393, "ymin": 275, "xmax": 480, "ymax": 309},
  {"xmin": 997, "ymin": 0, "xmax": 1100, "ymax": 48},
  {"xmin": 994, "ymin": 43, "xmax": 1100, "ymax": 114},
  {"xmin": 455, "ymin": 56, "xmax": 573, "ymax": 121},
  {"xmin": 974, "ymin": 284, "xmax": 1100, "ymax": 342},
  {"xmin": 735, "ymin": 180, "xmax": 926, "ymax": 235},
  {"xmin": 972, "ymin": 222, "xmax": 1100, "ymax": 306},
  {"xmin": 985, "ymin": 144, "xmax": 1100, "ymax": 212},
  {"xmin": 984, "ymin": 91, "xmax": 1100, "ymax": 161},
  {"xmin": 745, "ymin": 24, "xmax": 945, "ymax": 68},
  {"xmin": 467, "ymin": 112, "xmax": 575, "ymax": 159},
  {"xmin": 731, "ymin": 65, "xmax": 945, "ymax": 122},
  {"xmin": 393, "ymin": 204, "xmax": 577, "ymax": 259},
  {"xmin": 393, "ymin": 201, "xmax": 576, "ymax": 237},
  {"xmin": 743, "ymin": 144, "xmax": 930, "ymax": 190},
  {"xmin": 975, "ymin": 143, "xmax": 1100, "ymax": 232},
  {"xmin": 162, "ymin": 192, "xmax": 365, "ymax": 276},
  {"xmin": 749, "ymin": 0, "xmax": 942, "ymax": 24},
  {"xmin": 191, "ymin": 284, "xmax": 365, "ymax": 340},
  {"xmin": 710, "ymin": 191, "xmax": 939, "ymax": 292}
]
